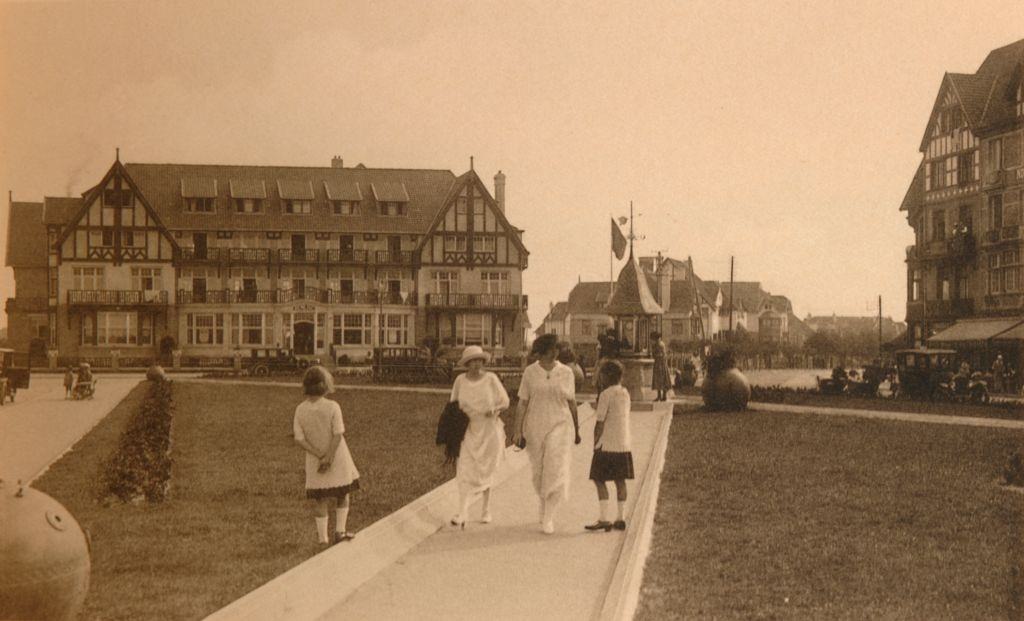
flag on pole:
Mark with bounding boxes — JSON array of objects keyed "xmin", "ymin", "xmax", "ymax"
[{"xmin": 611, "ymin": 218, "xmax": 627, "ymax": 260}]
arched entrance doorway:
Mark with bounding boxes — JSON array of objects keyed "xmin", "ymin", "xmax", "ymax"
[{"xmin": 294, "ymin": 321, "xmax": 315, "ymax": 355}]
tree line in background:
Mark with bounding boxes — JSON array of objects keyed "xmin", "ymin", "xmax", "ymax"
[{"xmin": 667, "ymin": 325, "xmax": 886, "ymax": 368}]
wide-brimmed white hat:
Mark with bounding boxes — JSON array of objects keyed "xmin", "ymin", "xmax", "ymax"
[{"xmin": 457, "ymin": 345, "xmax": 490, "ymax": 367}]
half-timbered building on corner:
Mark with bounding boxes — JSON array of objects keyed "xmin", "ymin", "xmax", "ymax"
[{"xmin": 4, "ymin": 156, "xmax": 529, "ymax": 366}]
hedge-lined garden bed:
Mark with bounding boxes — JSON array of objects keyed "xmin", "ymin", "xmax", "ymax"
[{"xmin": 101, "ymin": 378, "xmax": 175, "ymax": 503}]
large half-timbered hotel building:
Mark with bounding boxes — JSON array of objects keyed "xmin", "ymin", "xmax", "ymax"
[
  {"xmin": 4, "ymin": 157, "xmax": 529, "ymax": 363},
  {"xmin": 901, "ymin": 39, "xmax": 1024, "ymax": 354}
]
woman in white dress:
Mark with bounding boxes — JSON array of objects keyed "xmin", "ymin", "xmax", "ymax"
[
  {"xmin": 450, "ymin": 345, "xmax": 511, "ymax": 527},
  {"xmin": 512, "ymin": 334, "xmax": 581, "ymax": 534}
]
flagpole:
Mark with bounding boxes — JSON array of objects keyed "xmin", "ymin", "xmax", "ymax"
[
  {"xmin": 609, "ymin": 214, "xmax": 613, "ymax": 298},
  {"xmin": 629, "ymin": 201, "xmax": 635, "ymax": 259}
]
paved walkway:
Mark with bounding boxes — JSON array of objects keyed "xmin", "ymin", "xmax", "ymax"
[
  {"xmin": 0, "ymin": 374, "xmax": 143, "ymax": 483},
  {"xmin": 315, "ymin": 405, "xmax": 668, "ymax": 621},
  {"xmin": 674, "ymin": 395, "xmax": 1024, "ymax": 430}
]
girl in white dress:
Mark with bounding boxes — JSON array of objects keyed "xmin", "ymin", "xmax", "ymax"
[
  {"xmin": 293, "ymin": 366, "xmax": 360, "ymax": 545},
  {"xmin": 512, "ymin": 334, "xmax": 581, "ymax": 534},
  {"xmin": 449, "ymin": 346, "xmax": 511, "ymax": 527}
]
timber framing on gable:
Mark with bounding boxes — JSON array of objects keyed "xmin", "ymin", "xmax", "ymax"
[
  {"xmin": 416, "ymin": 170, "xmax": 529, "ymax": 269},
  {"xmin": 54, "ymin": 158, "xmax": 180, "ymax": 265}
]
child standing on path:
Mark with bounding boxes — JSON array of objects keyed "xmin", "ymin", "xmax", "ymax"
[
  {"xmin": 585, "ymin": 360, "xmax": 634, "ymax": 532},
  {"xmin": 293, "ymin": 366, "xmax": 360, "ymax": 545},
  {"xmin": 63, "ymin": 367, "xmax": 75, "ymax": 399}
]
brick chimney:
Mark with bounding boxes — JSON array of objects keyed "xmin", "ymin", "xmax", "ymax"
[
  {"xmin": 494, "ymin": 170, "xmax": 506, "ymax": 214},
  {"xmin": 331, "ymin": 156, "xmax": 344, "ymax": 168}
]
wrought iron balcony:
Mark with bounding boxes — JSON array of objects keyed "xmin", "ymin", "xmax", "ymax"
[
  {"xmin": 179, "ymin": 247, "xmax": 272, "ymax": 263},
  {"xmin": 277, "ymin": 248, "xmax": 321, "ymax": 263},
  {"xmin": 68, "ymin": 290, "xmax": 169, "ymax": 306},
  {"xmin": 177, "ymin": 289, "xmax": 281, "ymax": 304},
  {"xmin": 372, "ymin": 250, "xmax": 415, "ymax": 265},
  {"xmin": 324, "ymin": 249, "xmax": 369, "ymax": 264},
  {"xmin": 905, "ymin": 298, "xmax": 974, "ymax": 321},
  {"xmin": 425, "ymin": 293, "xmax": 528, "ymax": 310}
]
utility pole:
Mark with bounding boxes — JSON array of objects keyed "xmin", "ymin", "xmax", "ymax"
[
  {"xmin": 878, "ymin": 295, "xmax": 883, "ymax": 358},
  {"xmin": 729, "ymin": 256, "xmax": 735, "ymax": 336}
]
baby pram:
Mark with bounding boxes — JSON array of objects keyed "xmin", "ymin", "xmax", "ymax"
[{"xmin": 72, "ymin": 364, "xmax": 97, "ymax": 400}]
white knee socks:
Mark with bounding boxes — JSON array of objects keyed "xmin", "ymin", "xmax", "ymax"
[
  {"xmin": 336, "ymin": 507, "xmax": 349, "ymax": 534},
  {"xmin": 617, "ymin": 501, "xmax": 626, "ymax": 521},
  {"xmin": 315, "ymin": 516, "xmax": 329, "ymax": 543},
  {"xmin": 599, "ymin": 499, "xmax": 610, "ymax": 522}
]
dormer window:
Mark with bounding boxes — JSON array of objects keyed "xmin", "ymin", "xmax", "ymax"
[
  {"xmin": 229, "ymin": 179, "xmax": 267, "ymax": 214},
  {"xmin": 185, "ymin": 197, "xmax": 215, "ymax": 213},
  {"xmin": 181, "ymin": 177, "xmax": 218, "ymax": 213},
  {"xmin": 283, "ymin": 199, "xmax": 312, "ymax": 214},
  {"xmin": 371, "ymin": 182, "xmax": 410, "ymax": 217},
  {"xmin": 235, "ymin": 198, "xmax": 264, "ymax": 214},
  {"xmin": 379, "ymin": 201, "xmax": 407, "ymax": 216},
  {"xmin": 332, "ymin": 200, "xmax": 358, "ymax": 215}
]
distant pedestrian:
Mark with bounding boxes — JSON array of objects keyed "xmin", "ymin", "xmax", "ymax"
[
  {"xmin": 651, "ymin": 331, "xmax": 670, "ymax": 402},
  {"xmin": 512, "ymin": 334, "xmax": 581, "ymax": 534},
  {"xmin": 293, "ymin": 366, "xmax": 360, "ymax": 545},
  {"xmin": 63, "ymin": 366, "xmax": 75, "ymax": 399},
  {"xmin": 992, "ymin": 355, "xmax": 1006, "ymax": 393},
  {"xmin": 585, "ymin": 360, "xmax": 634, "ymax": 532},
  {"xmin": 557, "ymin": 344, "xmax": 586, "ymax": 393},
  {"xmin": 448, "ymin": 346, "xmax": 510, "ymax": 528}
]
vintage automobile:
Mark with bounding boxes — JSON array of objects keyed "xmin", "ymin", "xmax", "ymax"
[
  {"xmin": 0, "ymin": 348, "xmax": 31, "ymax": 404},
  {"xmin": 372, "ymin": 347, "xmax": 452, "ymax": 384},
  {"xmin": 248, "ymin": 348, "xmax": 306, "ymax": 376},
  {"xmin": 892, "ymin": 348, "xmax": 958, "ymax": 400}
]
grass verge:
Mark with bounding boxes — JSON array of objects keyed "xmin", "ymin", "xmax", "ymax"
[
  {"xmin": 33, "ymin": 382, "xmax": 451, "ymax": 621},
  {"xmin": 636, "ymin": 408, "xmax": 1024, "ymax": 620}
]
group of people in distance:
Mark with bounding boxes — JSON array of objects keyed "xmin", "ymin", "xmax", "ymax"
[
  {"xmin": 61, "ymin": 362, "xmax": 95, "ymax": 399},
  {"xmin": 291, "ymin": 332, "xmax": 639, "ymax": 546}
]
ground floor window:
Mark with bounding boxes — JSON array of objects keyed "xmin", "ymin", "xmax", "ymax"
[
  {"xmin": 81, "ymin": 311, "xmax": 153, "ymax": 346},
  {"xmin": 451, "ymin": 314, "xmax": 501, "ymax": 347},
  {"xmin": 381, "ymin": 313, "xmax": 411, "ymax": 346},
  {"xmin": 231, "ymin": 313, "xmax": 273, "ymax": 346},
  {"xmin": 187, "ymin": 313, "xmax": 224, "ymax": 345},
  {"xmin": 333, "ymin": 313, "xmax": 372, "ymax": 345}
]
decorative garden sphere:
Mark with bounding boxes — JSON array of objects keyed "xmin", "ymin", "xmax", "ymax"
[
  {"xmin": 146, "ymin": 364, "xmax": 168, "ymax": 382},
  {"xmin": 702, "ymin": 367, "xmax": 751, "ymax": 411},
  {"xmin": 0, "ymin": 482, "xmax": 90, "ymax": 621}
]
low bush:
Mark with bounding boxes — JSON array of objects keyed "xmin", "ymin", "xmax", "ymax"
[{"xmin": 101, "ymin": 378, "xmax": 175, "ymax": 503}]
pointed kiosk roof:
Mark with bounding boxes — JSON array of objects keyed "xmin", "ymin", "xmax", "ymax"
[{"xmin": 605, "ymin": 254, "xmax": 663, "ymax": 316}]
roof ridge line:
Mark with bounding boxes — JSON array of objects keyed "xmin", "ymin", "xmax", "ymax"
[{"xmin": 125, "ymin": 162, "xmax": 455, "ymax": 173}]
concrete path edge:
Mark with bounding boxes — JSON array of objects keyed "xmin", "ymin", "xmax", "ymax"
[{"xmin": 597, "ymin": 404, "xmax": 673, "ymax": 621}]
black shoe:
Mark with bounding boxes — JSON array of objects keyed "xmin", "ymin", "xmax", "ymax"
[
  {"xmin": 584, "ymin": 520, "xmax": 613, "ymax": 532},
  {"xmin": 613, "ymin": 520, "xmax": 626, "ymax": 530},
  {"xmin": 333, "ymin": 531, "xmax": 356, "ymax": 544}
]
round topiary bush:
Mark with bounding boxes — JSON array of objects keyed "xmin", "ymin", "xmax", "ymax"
[{"xmin": 701, "ymin": 346, "xmax": 751, "ymax": 411}]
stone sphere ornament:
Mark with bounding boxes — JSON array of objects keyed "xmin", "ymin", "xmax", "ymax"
[
  {"xmin": 0, "ymin": 481, "xmax": 91, "ymax": 621},
  {"xmin": 701, "ymin": 347, "xmax": 751, "ymax": 411},
  {"xmin": 146, "ymin": 364, "xmax": 168, "ymax": 382}
]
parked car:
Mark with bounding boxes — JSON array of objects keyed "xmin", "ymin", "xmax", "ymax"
[
  {"xmin": 892, "ymin": 348, "xmax": 958, "ymax": 400},
  {"xmin": 0, "ymin": 348, "xmax": 31, "ymax": 404},
  {"xmin": 248, "ymin": 348, "xmax": 305, "ymax": 376}
]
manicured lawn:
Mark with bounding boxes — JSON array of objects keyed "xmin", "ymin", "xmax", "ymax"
[
  {"xmin": 636, "ymin": 407, "xmax": 1024, "ymax": 620},
  {"xmin": 33, "ymin": 382, "xmax": 451, "ymax": 621}
]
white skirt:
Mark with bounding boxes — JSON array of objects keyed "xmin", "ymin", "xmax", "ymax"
[{"xmin": 456, "ymin": 417, "xmax": 506, "ymax": 493}]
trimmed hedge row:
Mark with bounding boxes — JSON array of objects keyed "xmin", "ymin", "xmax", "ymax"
[{"xmin": 101, "ymin": 378, "xmax": 175, "ymax": 503}]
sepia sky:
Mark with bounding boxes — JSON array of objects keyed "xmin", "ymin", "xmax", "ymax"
[{"xmin": 2, "ymin": 0, "xmax": 1023, "ymax": 330}]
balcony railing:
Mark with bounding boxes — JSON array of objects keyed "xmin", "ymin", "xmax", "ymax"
[
  {"xmin": 5, "ymin": 297, "xmax": 49, "ymax": 313},
  {"xmin": 325, "ymin": 249, "xmax": 369, "ymax": 264},
  {"xmin": 68, "ymin": 290, "xmax": 169, "ymax": 306},
  {"xmin": 426, "ymin": 293, "xmax": 528, "ymax": 310},
  {"xmin": 372, "ymin": 250, "xmax": 414, "ymax": 265},
  {"xmin": 176, "ymin": 288, "xmax": 416, "ymax": 305},
  {"xmin": 278, "ymin": 248, "xmax": 320, "ymax": 263},
  {"xmin": 177, "ymin": 289, "xmax": 281, "ymax": 304},
  {"xmin": 179, "ymin": 247, "xmax": 271, "ymax": 263},
  {"xmin": 983, "ymin": 293, "xmax": 1024, "ymax": 310},
  {"xmin": 947, "ymin": 231, "xmax": 976, "ymax": 259}
]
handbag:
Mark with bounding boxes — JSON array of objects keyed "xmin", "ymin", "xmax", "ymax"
[{"xmin": 435, "ymin": 401, "xmax": 469, "ymax": 465}]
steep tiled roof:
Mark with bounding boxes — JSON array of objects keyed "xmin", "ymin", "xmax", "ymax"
[
  {"xmin": 605, "ymin": 257, "xmax": 663, "ymax": 315},
  {"xmin": 42, "ymin": 196, "xmax": 81, "ymax": 225},
  {"xmin": 566, "ymin": 282, "xmax": 612, "ymax": 314},
  {"xmin": 5, "ymin": 202, "xmax": 47, "ymax": 267},
  {"xmin": 711, "ymin": 281, "xmax": 768, "ymax": 313},
  {"xmin": 543, "ymin": 301, "xmax": 569, "ymax": 322},
  {"xmin": 899, "ymin": 166, "xmax": 923, "ymax": 212},
  {"xmin": 123, "ymin": 163, "xmax": 457, "ymax": 233}
]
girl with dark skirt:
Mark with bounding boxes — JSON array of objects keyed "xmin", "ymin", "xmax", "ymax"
[
  {"xmin": 585, "ymin": 360, "xmax": 634, "ymax": 532},
  {"xmin": 293, "ymin": 366, "xmax": 360, "ymax": 545}
]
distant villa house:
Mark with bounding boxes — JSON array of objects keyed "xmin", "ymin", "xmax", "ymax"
[
  {"xmin": 537, "ymin": 255, "xmax": 808, "ymax": 360},
  {"xmin": 804, "ymin": 314, "xmax": 906, "ymax": 341},
  {"xmin": 4, "ymin": 156, "xmax": 530, "ymax": 366}
]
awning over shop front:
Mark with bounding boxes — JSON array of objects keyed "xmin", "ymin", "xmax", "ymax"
[
  {"xmin": 927, "ymin": 317, "xmax": 1024, "ymax": 345},
  {"xmin": 991, "ymin": 321, "xmax": 1024, "ymax": 342}
]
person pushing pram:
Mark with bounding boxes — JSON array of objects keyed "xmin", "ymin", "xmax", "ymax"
[{"xmin": 71, "ymin": 362, "xmax": 97, "ymax": 400}]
